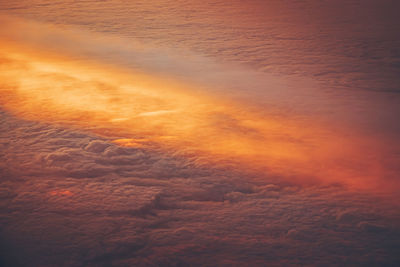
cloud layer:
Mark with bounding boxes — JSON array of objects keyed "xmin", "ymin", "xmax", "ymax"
[
  {"xmin": 1, "ymin": 108, "xmax": 400, "ymax": 266},
  {"xmin": 1, "ymin": 0, "xmax": 400, "ymax": 266}
]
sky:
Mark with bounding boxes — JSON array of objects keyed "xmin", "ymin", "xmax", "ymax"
[{"xmin": 0, "ymin": 1, "xmax": 400, "ymax": 266}]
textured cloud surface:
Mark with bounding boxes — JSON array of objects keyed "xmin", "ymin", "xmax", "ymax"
[
  {"xmin": 1, "ymin": 0, "xmax": 400, "ymax": 266},
  {"xmin": 1, "ymin": 110, "xmax": 400, "ymax": 266}
]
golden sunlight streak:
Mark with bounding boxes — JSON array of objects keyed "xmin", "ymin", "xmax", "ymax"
[{"xmin": 0, "ymin": 41, "xmax": 393, "ymax": 192}]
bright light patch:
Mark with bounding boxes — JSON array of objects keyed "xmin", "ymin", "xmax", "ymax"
[{"xmin": 0, "ymin": 39, "xmax": 396, "ymax": 193}]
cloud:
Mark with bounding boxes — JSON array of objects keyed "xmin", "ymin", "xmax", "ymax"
[
  {"xmin": 1, "ymin": 110, "xmax": 400, "ymax": 266},
  {"xmin": 84, "ymin": 140, "xmax": 110, "ymax": 153},
  {"xmin": 357, "ymin": 221, "xmax": 388, "ymax": 233},
  {"xmin": 1, "ymin": 1, "xmax": 400, "ymax": 265}
]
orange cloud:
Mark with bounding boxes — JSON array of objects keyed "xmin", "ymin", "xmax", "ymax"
[
  {"xmin": 49, "ymin": 190, "xmax": 73, "ymax": 197},
  {"xmin": 0, "ymin": 25, "xmax": 397, "ymax": 194}
]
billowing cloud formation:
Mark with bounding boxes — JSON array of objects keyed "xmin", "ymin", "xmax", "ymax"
[
  {"xmin": 1, "ymin": 110, "xmax": 400, "ymax": 266},
  {"xmin": 0, "ymin": 36, "xmax": 399, "ymax": 193},
  {"xmin": 1, "ymin": 0, "xmax": 400, "ymax": 266}
]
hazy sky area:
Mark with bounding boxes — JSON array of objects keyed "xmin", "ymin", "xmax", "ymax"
[{"xmin": 0, "ymin": 1, "xmax": 400, "ymax": 266}]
